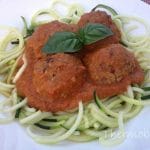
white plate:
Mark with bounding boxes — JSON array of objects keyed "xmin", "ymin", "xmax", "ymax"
[{"xmin": 0, "ymin": 0, "xmax": 150, "ymax": 150}]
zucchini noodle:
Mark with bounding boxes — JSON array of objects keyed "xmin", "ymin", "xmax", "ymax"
[
  {"xmin": 30, "ymin": 0, "xmax": 84, "ymax": 28},
  {"xmin": 99, "ymin": 112, "xmax": 126, "ymax": 146},
  {"xmin": 27, "ymin": 101, "xmax": 83, "ymax": 144},
  {"xmin": 0, "ymin": 0, "xmax": 150, "ymax": 147},
  {"xmin": 13, "ymin": 54, "xmax": 27, "ymax": 83}
]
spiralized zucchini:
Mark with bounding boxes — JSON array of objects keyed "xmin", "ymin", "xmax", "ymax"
[
  {"xmin": 0, "ymin": 0, "xmax": 150, "ymax": 147},
  {"xmin": 30, "ymin": 0, "xmax": 84, "ymax": 28}
]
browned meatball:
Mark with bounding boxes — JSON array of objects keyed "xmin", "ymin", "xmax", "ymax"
[
  {"xmin": 16, "ymin": 50, "xmax": 88, "ymax": 112},
  {"xmin": 27, "ymin": 21, "xmax": 78, "ymax": 59},
  {"xmin": 83, "ymin": 44, "xmax": 144, "ymax": 85},
  {"xmin": 83, "ymin": 44, "xmax": 137, "ymax": 84},
  {"xmin": 33, "ymin": 53, "xmax": 86, "ymax": 100},
  {"xmin": 83, "ymin": 44, "xmax": 144, "ymax": 98},
  {"xmin": 78, "ymin": 11, "xmax": 121, "ymax": 50}
]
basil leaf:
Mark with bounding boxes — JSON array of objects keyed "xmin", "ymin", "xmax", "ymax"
[
  {"xmin": 42, "ymin": 32, "xmax": 83, "ymax": 54},
  {"xmin": 79, "ymin": 23, "xmax": 113, "ymax": 45},
  {"xmin": 42, "ymin": 23, "xmax": 113, "ymax": 54}
]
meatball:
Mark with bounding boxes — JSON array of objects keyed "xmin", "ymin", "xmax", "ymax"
[
  {"xmin": 27, "ymin": 21, "xmax": 78, "ymax": 58},
  {"xmin": 16, "ymin": 50, "xmax": 88, "ymax": 112},
  {"xmin": 83, "ymin": 44, "xmax": 144, "ymax": 85},
  {"xmin": 33, "ymin": 53, "xmax": 86, "ymax": 100},
  {"xmin": 83, "ymin": 44, "xmax": 144, "ymax": 98},
  {"xmin": 78, "ymin": 11, "xmax": 121, "ymax": 50},
  {"xmin": 83, "ymin": 44, "xmax": 138, "ymax": 84}
]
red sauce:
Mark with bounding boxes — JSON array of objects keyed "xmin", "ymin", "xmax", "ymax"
[{"xmin": 16, "ymin": 11, "xmax": 144, "ymax": 112}]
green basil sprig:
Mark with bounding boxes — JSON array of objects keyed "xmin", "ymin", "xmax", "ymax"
[
  {"xmin": 42, "ymin": 23, "xmax": 113, "ymax": 54},
  {"xmin": 42, "ymin": 32, "xmax": 83, "ymax": 53},
  {"xmin": 79, "ymin": 23, "xmax": 113, "ymax": 44}
]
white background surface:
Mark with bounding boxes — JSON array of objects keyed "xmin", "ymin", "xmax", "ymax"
[{"xmin": 0, "ymin": 0, "xmax": 150, "ymax": 150}]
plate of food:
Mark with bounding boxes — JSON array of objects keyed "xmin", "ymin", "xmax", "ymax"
[{"xmin": 0, "ymin": 0, "xmax": 150, "ymax": 150}]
